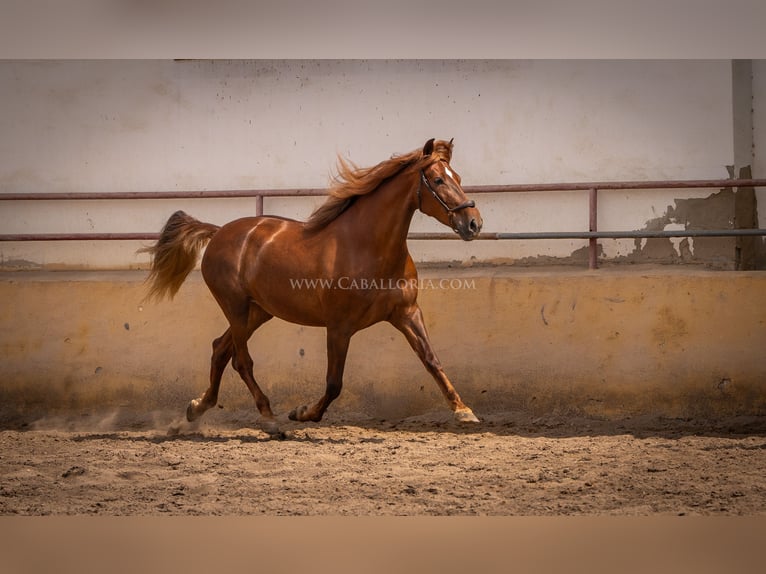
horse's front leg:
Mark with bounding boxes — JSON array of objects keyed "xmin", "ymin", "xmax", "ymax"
[
  {"xmin": 390, "ymin": 304, "xmax": 480, "ymax": 423},
  {"xmin": 289, "ymin": 328, "xmax": 351, "ymax": 423}
]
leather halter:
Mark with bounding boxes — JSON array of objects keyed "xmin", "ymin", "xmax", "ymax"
[{"xmin": 417, "ymin": 168, "xmax": 476, "ymax": 215}]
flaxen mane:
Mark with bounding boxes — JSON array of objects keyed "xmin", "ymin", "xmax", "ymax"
[{"xmin": 305, "ymin": 140, "xmax": 454, "ymax": 231}]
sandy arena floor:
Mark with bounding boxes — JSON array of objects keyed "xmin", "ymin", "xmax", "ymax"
[{"xmin": 2, "ymin": 410, "xmax": 765, "ymax": 516}]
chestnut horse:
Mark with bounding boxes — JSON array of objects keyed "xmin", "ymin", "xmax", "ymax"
[{"xmin": 142, "ymin": 138, "xmax": 482, "ymax": 436}]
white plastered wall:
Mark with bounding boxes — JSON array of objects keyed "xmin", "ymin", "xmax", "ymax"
[{"xmin": 0, "ymin": 60, "xmax": 749, "ymax": 269}]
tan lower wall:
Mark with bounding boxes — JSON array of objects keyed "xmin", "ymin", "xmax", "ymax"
[{"xmin": 1, "ymin": 267, "xmax": 765, "ymax": 424}]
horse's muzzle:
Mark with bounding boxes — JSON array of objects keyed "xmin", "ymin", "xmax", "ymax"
[{"xmin": 454, "ymin": 212, "xmax": 483, "ymax": 241}]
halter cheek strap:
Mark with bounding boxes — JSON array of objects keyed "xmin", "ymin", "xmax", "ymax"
[{"xmin": 418, "ymin": 170, "xmax": 476, "ymax": 215}]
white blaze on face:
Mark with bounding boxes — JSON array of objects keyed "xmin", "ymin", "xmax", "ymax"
[{"xmin": 444, "ymin": 165, "xmax": 455, "ymax": 181}]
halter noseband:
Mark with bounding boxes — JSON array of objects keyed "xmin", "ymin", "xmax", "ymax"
[{"xmin": 417, "ymin": 169, "xmax": 476, "ymax": 215}]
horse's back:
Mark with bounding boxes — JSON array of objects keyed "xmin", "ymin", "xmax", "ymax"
[
  {"xmin": 207, "ymin": 215, "xmax": 301, "ymax": 248},
  {"xmin": 216, "ymin": 215, "xmax": 298, "ymax": 237},
  {"xmin": 201, "ymin": 215, "xmax": 299, "ymax": 276}
]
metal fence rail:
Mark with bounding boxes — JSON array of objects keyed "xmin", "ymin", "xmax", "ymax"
[{"xmin": 2, "ymin": 178, "xmax": 766, "ymax": 269}]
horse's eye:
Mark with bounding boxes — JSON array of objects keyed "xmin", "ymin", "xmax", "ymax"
[{"xmin": 434, "ymin": 177, "xmax": 444, "ymax": 186}]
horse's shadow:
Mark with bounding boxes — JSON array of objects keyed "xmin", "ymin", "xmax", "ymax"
[{"xmin": 26, "ymin": 408, "xmax": 766, "ymax": 443}]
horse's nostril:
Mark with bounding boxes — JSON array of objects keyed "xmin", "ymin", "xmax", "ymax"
[{"xmin": 469, "ymin": 218, "xmax": 479, "ymax": 234}]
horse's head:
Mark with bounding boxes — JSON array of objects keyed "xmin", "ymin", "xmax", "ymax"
[{"xmin": 417, "ymin": 138, "xmax": 482, "ymax": 241}]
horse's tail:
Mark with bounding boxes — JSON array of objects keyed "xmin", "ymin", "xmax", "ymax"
[{"xmin": 139, "ymin": 210, "xmax": 220, "ymax": 301}]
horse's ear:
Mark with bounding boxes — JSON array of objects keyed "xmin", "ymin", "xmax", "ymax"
[{"xmin": 422, "ymin": 138, "xmax": 435, "ymax": 157}]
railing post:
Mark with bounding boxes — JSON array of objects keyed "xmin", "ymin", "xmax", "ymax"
[
  {"xmin": 589, "ymin": 187, "xmax": 598, "ymax": 269},
  {"xmin": 256, "ymin": 194, "xmax": 264, "ymax": 217}
]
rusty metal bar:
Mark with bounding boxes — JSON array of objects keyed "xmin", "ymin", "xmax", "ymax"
[
  {"xmin": 0, "ymin": 233, "xmax": 160, "ymax": 242},
  {"xmin": 408, "ymin": 229, "xmax": 766, "ymax": 241},
  {"xmin": 462, "ymin": 178, "xmax": 766, "ymax": 194},
  {"xmin": 0, "ymin": 189, "xmax": 327, "ymax": 201},
  {"xmin": 3, "ymin": 229, "xmax": 766, "ymax": 242},
  {"xmin": 2, "ymin": 178, "xmax": 765, "ymax": 201},
  {"xmin": 494, "ymin": 229, "xmax": 766, "ymax": 240}
]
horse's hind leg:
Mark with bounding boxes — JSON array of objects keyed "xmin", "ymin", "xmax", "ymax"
[
  {"xmin": 186, "ymin": 301, "xmax": 278, "ymax": 435},
  {"xmin": 227, "ymin": 303, "xmax": 280, "ymax": 436},
  {"xmin": 186, "ymin": 328, "xmax": 234, "ymax": 422}
]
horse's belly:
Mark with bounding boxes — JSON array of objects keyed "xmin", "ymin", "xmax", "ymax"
[
  {"xmin": 252, "ymin": 279, "xmax": 404, "ymax": 330},
  {"xmin": 253, "ymin": 289, "xmax": 327, "ymax": 327}
]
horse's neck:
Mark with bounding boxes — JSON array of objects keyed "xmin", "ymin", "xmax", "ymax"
[{"xmin": 338, "ymin": 172, "xmax": 417, "ymax": 264}]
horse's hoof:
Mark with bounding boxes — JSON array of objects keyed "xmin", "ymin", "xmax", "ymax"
[
  {"xmin": 186, "ymin": 399, "xmax": 201, "ymax": 422},
  {"xmin": 288, "ymin": 405, "xmax": 306, "ymax": 422},
  {"xmin": 454, "ymin": 408, "xmax": 480, "ymax": 424},
  {"xmin": 259, "ymin": 417, "xmax": 282, "ymax": 437}
]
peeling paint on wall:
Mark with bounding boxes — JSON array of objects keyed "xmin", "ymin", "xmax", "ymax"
[
  {"xmin": 629, "ymin": 187, "xmax": 736, "ymax": 268},
  {"xmin": 491, "ymin": 184, "xmax": 759, "ymax": 269}
]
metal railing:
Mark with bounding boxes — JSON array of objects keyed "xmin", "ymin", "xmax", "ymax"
[{"xmin": 2, "ymin": 178, "xmax": 765, "ymax": 269}]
